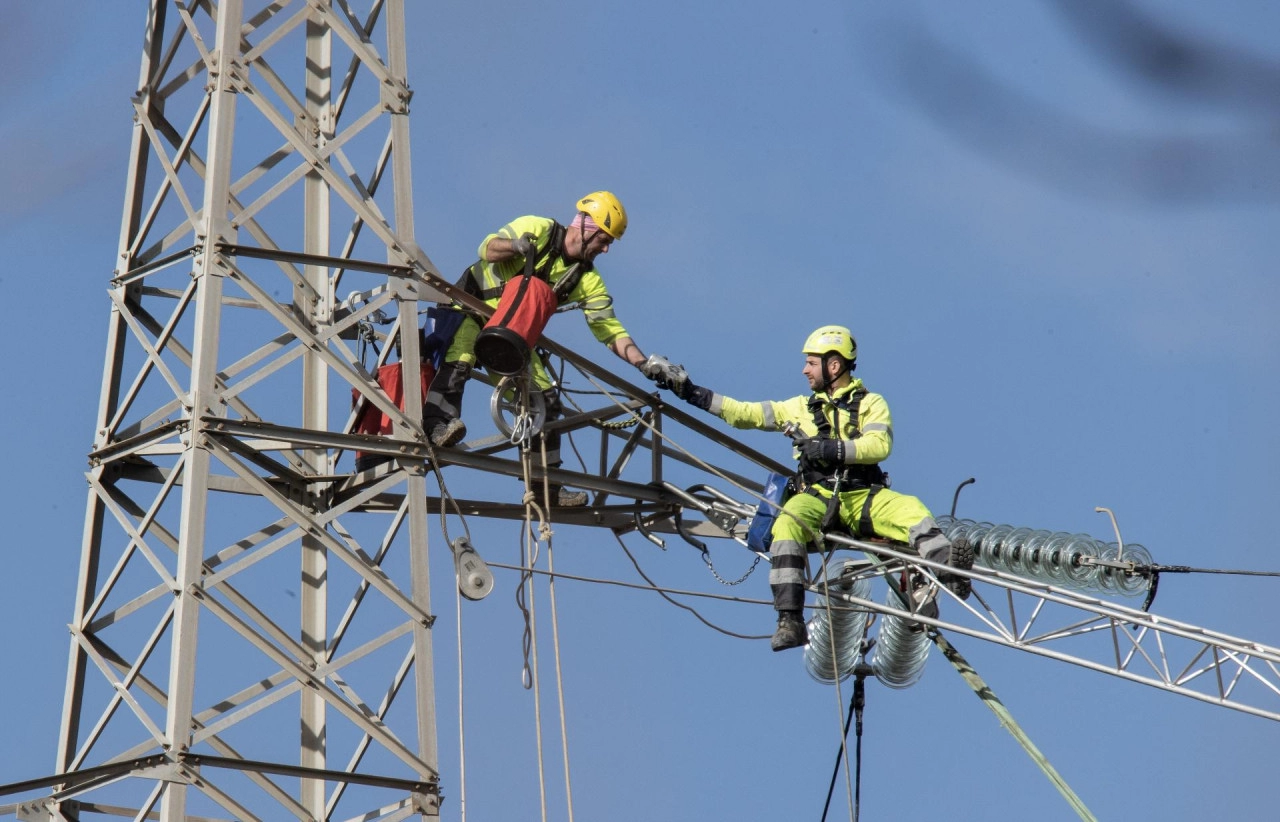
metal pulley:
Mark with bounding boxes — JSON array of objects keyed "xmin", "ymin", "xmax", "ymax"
[
  {"xmin": 450, "ymin": 536, "xmax": 494, "ymax": 601},
  {"xmin": 489, "ymin": 375, "xmax": 546, "ymax": 445}
]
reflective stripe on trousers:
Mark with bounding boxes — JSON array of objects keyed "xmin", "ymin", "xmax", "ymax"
[{"xmin": 766, "ymin": 484, "xmax": 946, "ymax": 612}]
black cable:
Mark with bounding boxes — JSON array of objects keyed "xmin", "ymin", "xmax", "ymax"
[
  {"xmin": 613, "ymin": 533, "xmax": 771, "ymax": 640},
  {"xmin": 949, "ymin": 477, "xmax": 976, "ymax": 518},
  {"xmin": 821, "ymin": 670, "xmax": 867, "ymax": 822},
  {"xmin": 1147, "ymin": 564, "xmax": 1280, "ymax": 577}
]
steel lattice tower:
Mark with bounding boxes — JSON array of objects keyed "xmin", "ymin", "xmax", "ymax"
[
  {"xmin": 11, "ymin": 3, "xmax": 1280, "ymax": 819},
  {"xmin": 26, "ymin": 2, "xmax": 453, "ymax": 819}
]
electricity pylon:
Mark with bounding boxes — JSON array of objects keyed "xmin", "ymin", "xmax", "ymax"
[
  {"xmin": 21, "ymin": 2, "xmax": 453, "ymax": 819},
  {"xmin": 11, "ymin": 3, "xmax": 1280, "ymax": 820}
]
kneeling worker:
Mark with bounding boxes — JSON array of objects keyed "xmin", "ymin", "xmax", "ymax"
[
  {"xmin": 424, "ymin": 191, "xmax": 672, "ymax": 507},
  {"xmin": 673, "ymin": 325, "xmax": 973, "ymax": 651}
]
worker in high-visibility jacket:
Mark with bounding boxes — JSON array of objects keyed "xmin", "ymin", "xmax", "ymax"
[
  {"xmin": 424, "ymin": 191, "xmax": 673, "ymax": 507},
  {"xmin": 674, "ymin": 325, "xmax": 974, "ymax": 651}
]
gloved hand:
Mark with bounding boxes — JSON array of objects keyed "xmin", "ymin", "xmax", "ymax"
[
  {"xmin": 509, "ymin": 233, "xmax": 535, "ymax": 258},
  {"xmin": 797, "ymin": 436, "xmax": 844, "ymax": 466},
  {"xmin": 684, "ymin": 383, "xmax": 713, "ymax": 410},
  {"xmin": 638, "ymin": 354, "xmax": 667, "ymax": 382},
  {"xmin": 639, "ymin": 353, "xmax": 690, "ymax": 394}
]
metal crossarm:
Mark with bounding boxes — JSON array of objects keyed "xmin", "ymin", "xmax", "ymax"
[{"xmin": 821, "ymin": 535, "xmax": 1280, "ymax": 722}]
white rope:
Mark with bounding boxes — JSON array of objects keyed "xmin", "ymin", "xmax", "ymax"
[
  {"xmin": 521, "ymin": 511, "xmax": 550, "ymax": 822},
  {"xmin": 427, "ymin": 436, "xmax": 479, "ymax": 822},
  {"xmin": 455, "ymin": 564, "xmax": 469, "ymax": 822},
  {"xmin": 539, "ymin": 436, "xmax": 577, "ymax": 822}
]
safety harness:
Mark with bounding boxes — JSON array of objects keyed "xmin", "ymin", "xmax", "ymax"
[
  {"xmin": 800, "ymin": 387, "xmax": 888, "ymax": 538},
  {"xmin": 461, "ymin": 221, "xmax": 590, "ymax": 304}
]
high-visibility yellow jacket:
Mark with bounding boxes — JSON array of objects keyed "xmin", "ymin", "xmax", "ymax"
[
  {"xmin": 710, "ymin": 379, "xmax": 893, "ymax": 467},
  {"xmin": 471, "ymin": 215, "xmax": 628, "ymax": 346}
]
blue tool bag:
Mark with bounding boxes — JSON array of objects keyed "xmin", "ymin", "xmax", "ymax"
[{"xmin": 746, "ymin": 471, "xmax": 792, "ymax": 553}]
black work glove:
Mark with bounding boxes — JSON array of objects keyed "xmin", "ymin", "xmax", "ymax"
[
  {"xmin": 797, "ymin": 437, "xmax": 844, "ymax": 466},
  {"xmin": 509, "ymin": 233, "xmax": 535, "ymax": 258},
  {"xmin": 684, "ymin": 383, "xmax": 712, "ymax": 410}
]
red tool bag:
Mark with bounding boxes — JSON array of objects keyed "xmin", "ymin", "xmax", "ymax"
[
  {"xmin": 474, "ymin": 273, "xmax": 557, "ymax": 376},
  {"xmin": 352, "ymin": 359, "xmax": 435, "ymax": 471}
]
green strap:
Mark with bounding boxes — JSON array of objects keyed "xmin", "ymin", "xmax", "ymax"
[
  {"xmin": 852, "ymin": 550, "xmax": 1097, "ymax": 822},
  {"xmin": 930, "ymin": 632, "xmax": 1097, "ymax": 822}
]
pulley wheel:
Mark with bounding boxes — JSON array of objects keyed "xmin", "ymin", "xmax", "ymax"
[{"xmin": 489, "ymin": 375, "xmax": 547, "ymax": 439}]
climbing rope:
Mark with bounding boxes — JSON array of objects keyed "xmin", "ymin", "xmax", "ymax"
[
  {"xmin": 423, "ymin": 436, "xmax": 479, "ymax": 822},
  {"xmin": 536, "ymin": 435, "xmax": 577, "ymax": 822},
  {"xmin": 515, "ymin": 509, "xmax": 549, "ymax": 822},
  {"xmin": 455, "ymin": 555, "xmax": 469, "ymax": 822},
  {"xmin": 510, "ymin": 396, "xmax": 579, "ymax": 822}
]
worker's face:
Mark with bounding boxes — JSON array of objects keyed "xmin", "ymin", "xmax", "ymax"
[
  {"xmin": 802, "ymin": 355, "xmax": 825, "ymax": 390},
  {"xmin": 567, "ymin": 224, "xmax": 614, "ymax": 262}
]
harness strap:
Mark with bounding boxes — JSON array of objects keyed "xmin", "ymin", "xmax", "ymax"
[
  {"xmin": 802, "ymin": 479, "xmax": 883, "ymax": 539},
  {"xmin": 856, "ymin": 484, "xmax": 883, "ymax": 538},
  {"xmin": 800, "ymin": 386, "xmax": 886, "ymax": 488},
  {"xmin": 461, "ymin": 221, "xmax": 587, "ymax": 302}
]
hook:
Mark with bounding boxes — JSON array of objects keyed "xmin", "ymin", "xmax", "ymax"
[
  {"xmin": 633, "ymin": 512, "xmax": 666, "ymax": 550},
  {"xmin": 1095, "ymin": 506, "xmax": 1125, "ymax": 561},
  {"xmin": 949, "ymin": 477, "xmax": 976, "ymax": 518},
  {"xmin": 673, "ymin": 508, "xmax": 707, "ymax": 553}
]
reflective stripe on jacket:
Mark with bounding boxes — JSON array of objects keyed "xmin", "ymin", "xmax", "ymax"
[
  {"xmin": 474, "ymin": 215, "xmax": 628, "ymax": 345},
  {"xmin": 711, "ymin": 379, "xmax": 893, "ymax": 466}
]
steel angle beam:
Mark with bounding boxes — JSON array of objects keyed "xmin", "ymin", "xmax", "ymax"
[{"xmin": 820, "ymin": 535, "xmax": 1280, "ymax": 722}]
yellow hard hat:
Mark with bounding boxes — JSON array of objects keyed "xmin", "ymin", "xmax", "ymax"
[
  {"xmin": 576, "ymin": 191, "xmax": 628, "ymax": 239},
  {"xmin": 802, "ymin": 325, "xmax": 857, "ymax": 363}
]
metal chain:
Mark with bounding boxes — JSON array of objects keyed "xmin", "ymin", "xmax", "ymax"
[{"xmin": 700, "ymin": 549, "xmax": 762, "ymax": 586}]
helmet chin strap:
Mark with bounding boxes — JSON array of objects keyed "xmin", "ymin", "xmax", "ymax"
[
  {"xmin": 567, "ymin": 215, "xmax": 604, "ymax": 265},
  {"xmin": 819, "ymin": 353, "xmax": 852, "ymax": 393}
]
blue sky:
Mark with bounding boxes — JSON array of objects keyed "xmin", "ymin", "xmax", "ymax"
[{"xmin": 2, "ymin": 2, "xmax": 1279, "ymax": 820}]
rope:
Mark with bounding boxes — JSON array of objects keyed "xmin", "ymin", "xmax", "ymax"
[
  {"xmin": 518, "ymin": 513, "xmax": 549, "ymax": 822},
  {"xmin": 506, "ymin": 387, "xmax": 579, "ymax": 822},
  {"xmin": 455, "ymin": 558, "xmax": 468, "ymax": 822},
  {"xmin": 509, "ymin": 438, "xmax": 551, "ymax": 821},
  {"xmin": 425, "ymin": 441, "xmax": 472, "ymax": 547},
  {"xmin": 538, "ymin": 436, "xmax": 577, "ymax": 822},
  {"xmin": 425, "ymin": 430, "xmax": 478, "ymax": 822}
]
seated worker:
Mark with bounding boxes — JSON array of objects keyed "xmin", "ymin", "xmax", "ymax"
[
  {"xmin": 673, "ymin": 325, "xmax": 973, "ymax": 651},
  {"xmin": 423, "ymin": 191, "xmax": 671, "ymax": 507}
]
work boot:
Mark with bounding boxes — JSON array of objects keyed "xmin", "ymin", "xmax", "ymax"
[
  {"xmin": 548, "ymin": 486, "xmax": 588, "ymax": 508},
  {"xmin": 910, "ymin": 579, "xmax": 940, "ymax": 622},
  {"xmin": 428, "ymin": 417, "xmax": 467, "ymax": 448},
  {"xmin": 771, "ymin": 611, "xmax": 808, "ymax": 652},
  {"xmin": 938, "ymin": 535, "xmax": 975, "ymax": 601}
]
